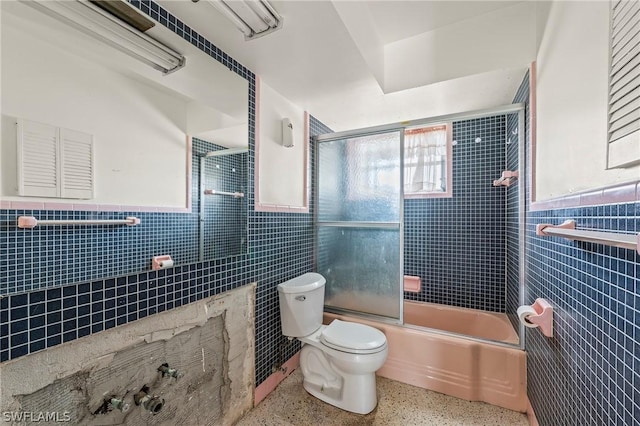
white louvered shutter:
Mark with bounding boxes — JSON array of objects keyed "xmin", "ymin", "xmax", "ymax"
[
  {"xmin": 60, "ymin": 128, "xmax": 94, "ymax": 199},
  {"xmin": 608, "ymin": 0, "xmax": 640, "ymax": 167},
  {"xmin": 16, "ymin": 118, "xmax": 95, "ymax": 199},
  {"xmin": 17, "ymin": 119, "xmax": 60, "ymax": 197}
]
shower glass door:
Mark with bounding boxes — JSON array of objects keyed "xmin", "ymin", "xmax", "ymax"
[{"xmin": 316, "ymin": 130, "xmax": 403, "ymax": 322}]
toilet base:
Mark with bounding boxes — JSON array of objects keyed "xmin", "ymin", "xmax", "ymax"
[
  {"xmin": 302, "ymin": 373, "xmax": 377, "ymax": 415},
  {"xmin": 300, "ymin": 345, "xmax": 379, "ymax": 415}
]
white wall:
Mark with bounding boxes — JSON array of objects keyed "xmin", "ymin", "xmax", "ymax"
[
  {"xmin": 535, "ymin": 1, "xmax": 639, "ymax": 201},
  {"xmin": 1, "ymin": 8, "xmax": 188, "ymax": 208},
  {"xmin": 385, "ymin": 2, "xmax": 537, "ymax": 94},
  {"xmin": 257, "ymin": 79, "xmax": 307, "ymax": 208}
]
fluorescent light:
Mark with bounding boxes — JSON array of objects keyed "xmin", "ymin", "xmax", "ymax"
[
  {"xmin": 206, "ymin": 0, "xmax": 283, "ymax": 40},
  {"xmin": 22, "ymin": 0, "xmax": 186, "ymax": 74}
]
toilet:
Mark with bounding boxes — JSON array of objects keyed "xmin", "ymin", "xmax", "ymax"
[{"xmin": 277, "ymin": 272, "xmax": 388, "ymax": 414}]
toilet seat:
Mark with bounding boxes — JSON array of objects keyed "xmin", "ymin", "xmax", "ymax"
[{"xmin": 320, "ymin": 320, "xmax": 387, "ymax": 354}]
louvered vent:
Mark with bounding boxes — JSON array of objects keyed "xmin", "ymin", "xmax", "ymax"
[
  {"xmin": 608, "ymin": 0, "xmax": 640, "ymax": 167},
  {"xmin": 60, "ymin": 128, "xmax": 94, "ymax": 199},
  {"xmin": 17, "ymin": 119, "xmax": 94, "ymax": 199}
]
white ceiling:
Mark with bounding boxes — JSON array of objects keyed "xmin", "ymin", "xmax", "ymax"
[{"xmin": 158, "ymin": 1, "xmax": 543, "ymax": 132}]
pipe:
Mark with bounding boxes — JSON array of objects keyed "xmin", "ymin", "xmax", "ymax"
[{"xmin": 134, "ymin": 386, "xmax": 164, "ymax": 414}]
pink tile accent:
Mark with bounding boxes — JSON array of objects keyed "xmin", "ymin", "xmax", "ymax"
[
  {"xmin": 118, "ymin": 205, "xmax": 139, "ymax": 212},
  {"xmin": 324, "ymin": 303, "xmax": 527, "ymax": 413},
  {"xmin": 44, "ymin": 202, "xmax": 74, "ymax": 210},
  {"xmin": 301, "ymin": 111, "xmax": 310, "ymax": 213},
  {"xmin": 185, "ymin": 136, "xmax": 193, "ymax": 213},
  {"xmin": 530, "ymin": 181, "xmax": 639, "ymax": 211},
  {"xmin": 601, "ymin": 182, "xmax": 638, "ymax": 204},
  {"xmin": 156, "ymin": 206, "xmax": 180, "ymax": 213},
  {"xmin": 579, "ymin": 189, "xmax": 605, "ymax": 207},
  {"xmin": 529, "ymin": 61, "xmax": 537, "ymax": 203},
  {"xmin": 10, "ymin": 201, "xmax": 45, "ymax": 210},
  {"xmin": 2, "ymin": 202, "xmax": 193, "ymax": 213},
  {"xmin": 254, "ymin": 351, "xmax": 300, "ymax": 406},
  {"xmin": 527, "ymin": 398, "xmax": 540, "ymax": 426},
  {"xmin": 74, "ymin": 204, "xmax": 101, "ymax": 211}
]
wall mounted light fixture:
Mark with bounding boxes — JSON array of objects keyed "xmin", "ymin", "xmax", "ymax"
[{"xmin": 282, "ymin": 118, "xmax": 294, "ymax": 148}]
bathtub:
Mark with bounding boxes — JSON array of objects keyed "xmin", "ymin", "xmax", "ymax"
[
  {"xmin": 403, "ymin": 301, "xmax": 520, "ymax": 345},
  {"xmin": 324, "ymin": 301, "xmax": 527, "ymax": 412}
]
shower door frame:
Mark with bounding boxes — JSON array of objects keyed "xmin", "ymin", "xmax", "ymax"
[
  {"xmin": 315, "ymin": 103, "xmax": 527, "ymax": 346},
  {"xmin": 314, "ymin": 128, "xmax": 405, "ymax": 325}
]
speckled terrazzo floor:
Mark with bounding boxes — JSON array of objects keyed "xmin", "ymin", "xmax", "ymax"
[{"xmin": 235, "ymin": 369, "xmax": 529, "ymax": 426}]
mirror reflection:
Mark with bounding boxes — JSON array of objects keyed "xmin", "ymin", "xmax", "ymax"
[
  {"xmin": 0, "ymin": 1, "xmax": 248, "ymax": 295},
  {"xmin": 196, "ymin": 145, "xmax": 248, "ymax": 261}
]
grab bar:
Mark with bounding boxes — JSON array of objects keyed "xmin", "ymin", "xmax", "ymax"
[
  {"xmin": 536, "ymin": 220, "xmax": 640, "ymax": 254},
  {"xmin": 17, "ymin": 216, "xmax": 141, "ymax": 229},
  {"xmin": 203, "ymin": 189, "xmax": 244, "ymax": 198}
]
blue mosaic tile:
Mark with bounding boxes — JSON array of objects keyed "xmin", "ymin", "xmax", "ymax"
[
  {"xmin": 511, "ymin": 70, "xmax": 640, "ymax": 426},
  {"xmin": 404, "ymin": 116, "xmax": 508, "ymax": 312}
]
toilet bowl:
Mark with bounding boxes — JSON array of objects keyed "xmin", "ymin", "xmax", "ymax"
[
  {"xmin": 277, "ymin": 273, "xmax": 388, "ymax": 414},
  {"xmin": 298, "ymin": 320, "xmax": 388, "ymax": 414}
]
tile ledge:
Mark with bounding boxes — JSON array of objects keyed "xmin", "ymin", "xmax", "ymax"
[{"xmin": 530, "ymin": 180, "xmax": 639, "ymax": 211}]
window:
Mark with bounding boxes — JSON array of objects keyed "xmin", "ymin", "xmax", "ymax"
[
  {"xmin": 404, "ymin": 123, "xmax": 452, "ymax": 198},
  {"xmin": 607, "ymin": 0, "xmax": 640, "ymax": 168}
]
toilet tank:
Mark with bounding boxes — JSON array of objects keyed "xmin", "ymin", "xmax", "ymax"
[{"xmin": 277, "ymin": 273, "xmax": 326, "ymax": 337}]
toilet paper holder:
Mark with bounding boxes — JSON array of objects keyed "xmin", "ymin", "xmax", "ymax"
[
  {"xmin": 152, "ymin": 255, "xmax": 173, "ymax": 270},
  {"xmin": 519, "ymin": 298, "xmax": 553, "ymax": 337}
]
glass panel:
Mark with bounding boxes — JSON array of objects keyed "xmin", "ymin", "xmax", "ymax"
[
  {"xmin": 318, "ymin": 132, "xmax": 401, "ymax": 222},
  {"xmin": 318, "ymin": 226, "xmax": 401, "ymax": 319}
]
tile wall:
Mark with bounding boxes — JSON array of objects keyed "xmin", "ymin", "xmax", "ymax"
[
  {"xmin": 404, "ymin": 117, "xmax": 508, "ymax": 312},
  {"xmin": 517, "ymin": 69, "xmax": 640, "ymax": 425},
  {"xmin": 526, "ymin": 204, "xmax": 639, "ymax": 426}
]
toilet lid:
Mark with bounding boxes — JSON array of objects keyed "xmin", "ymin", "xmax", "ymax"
[{"xmin": 320, "ymin": 320, "xmax": 386, "ymax": 354}]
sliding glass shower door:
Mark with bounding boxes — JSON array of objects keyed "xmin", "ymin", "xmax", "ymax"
[{"xmin": 316, "ymin": 130, "xmax": 403, "ymax": 322}]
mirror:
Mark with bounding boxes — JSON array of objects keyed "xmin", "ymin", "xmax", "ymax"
[{"xmin": 0, "ymin": 1, "xmax": 248, "ymax": 295}]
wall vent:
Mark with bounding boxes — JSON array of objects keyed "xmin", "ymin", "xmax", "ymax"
[{"xmin": 17, "ymin": 118, "xmax": 94, "ymax": 199}]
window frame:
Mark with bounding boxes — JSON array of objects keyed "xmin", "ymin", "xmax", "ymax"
[{"xmin": 403, "ymin": 122, "xmax": 453, "ymax": 199}]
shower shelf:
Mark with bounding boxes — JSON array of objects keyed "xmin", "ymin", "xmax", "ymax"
[
  {"xmin": 536, "ymin": 220, "xmax": 640, "ymax": 254},
  {"xmin": 493, "ymin": 170, "xmax": 519, "ymax": 187}
]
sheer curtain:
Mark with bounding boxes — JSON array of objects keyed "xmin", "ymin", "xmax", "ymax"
[{"xmin": 404, "ymin": 125, "xmax": 447, "ymax": 194}]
